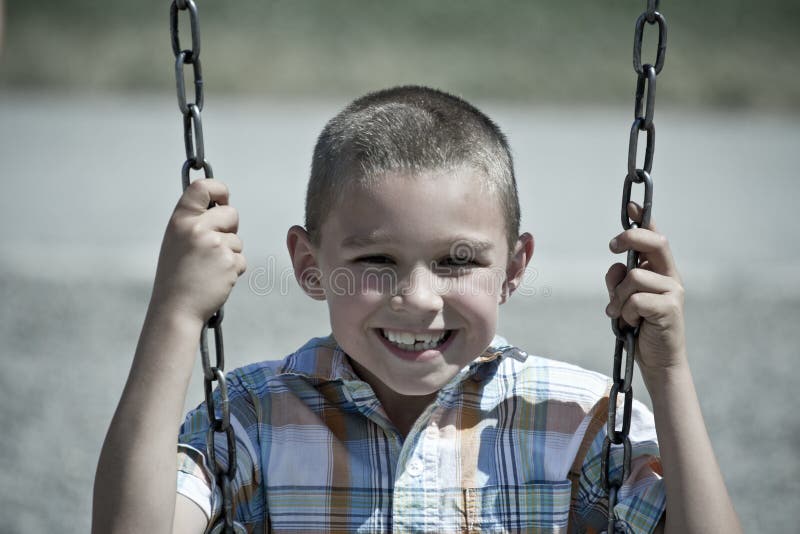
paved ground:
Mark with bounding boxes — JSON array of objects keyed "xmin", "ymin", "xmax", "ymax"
[{"xmin": 1, "ymin": 93, "xmax": 798, "ymax": 532}]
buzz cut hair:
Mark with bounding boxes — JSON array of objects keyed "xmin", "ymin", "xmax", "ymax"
[{"xmin": 305, "ymin": 85, "xmax": 520, "ymax": 253}]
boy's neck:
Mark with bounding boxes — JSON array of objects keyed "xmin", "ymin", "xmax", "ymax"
[
  {"xmin": 347, "ymin": 356, "xmax": 438, "ymax": 438},
  {"xmin": 380, "ymin": 389, "xmax": 437, "ymax": 439}
]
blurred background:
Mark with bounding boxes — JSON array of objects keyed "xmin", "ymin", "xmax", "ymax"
[{"xmin": 1, "ymin": 1, "xmax": 798, "ymax": 532}]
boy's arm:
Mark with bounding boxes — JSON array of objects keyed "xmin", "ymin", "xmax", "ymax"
[
  {"xmin": 92, "ymin": 179, "xmax": 245, "ymax": 534},
  {"xmin": 645, "ymin": 356, "xmax": 735, "ymax": 534},
  {"xmin": 93, "ymin": 305, "xmax": 207, "ymax": 533},
  {"xmin": 605, "ymin": 202, "xmax": 741, "ymax": 534}
]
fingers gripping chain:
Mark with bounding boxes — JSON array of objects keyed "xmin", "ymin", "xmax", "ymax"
[
  {"xmin": 603, "ymin": 3, "xmax": 668, "ymax": 533},
  {"xmin": 169, "ymin": 2, "xmax": 244, "ymax": 532}
]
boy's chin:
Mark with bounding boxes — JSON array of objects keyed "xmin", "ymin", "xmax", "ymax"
[
  {"xmin": 349, "ymin": 356, "xmax": 454, "ymax": 397},
  {"xmin": 386, "ymin": 381, "xmax": 445, "ymax": 398},
  {"xmin": 382, "ymin": 366, "xmax": 468, "ymax": 397}
]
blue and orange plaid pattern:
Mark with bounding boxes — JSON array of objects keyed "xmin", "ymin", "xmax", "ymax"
[{"xmin": 177, "ymin": 335, "xmax": 665, "ymax": 533}]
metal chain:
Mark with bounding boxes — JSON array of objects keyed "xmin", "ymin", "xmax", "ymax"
[
  {"xmin": 602, "ymin": 1, "xmax": 667, "ymax": 533},
  {"xmin": 169, "ymin": 1, "xmax": 245, "ymax": 532},
  {"xmin": 165, "ymin": 2, "xmax": 667, "ymax": 532}
]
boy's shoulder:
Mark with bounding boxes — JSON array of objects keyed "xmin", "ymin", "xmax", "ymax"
[
  {"xmin": 469, "ymin": 335, "xmax": 614, "ymax": 410},
  {"xmin": 226, "ymin": 335, "xmax": 347, "ymax": 386}
]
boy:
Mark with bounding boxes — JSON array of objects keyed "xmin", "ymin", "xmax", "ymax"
[{"xmin": 93, "ymin": 86, "xmax": 740, "ymax": 533}]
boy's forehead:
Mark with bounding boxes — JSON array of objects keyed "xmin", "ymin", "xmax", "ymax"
[
  {"xmin": 332, "ymin": 167, "xmax": 495, "ymax": 216},
  {"xmin": 339, "ymin": 165, "xmax": 495, "ymax": 196},
  {"xmin": 318, "ymin": 168, "xmax": 508, "ymax": 252}
]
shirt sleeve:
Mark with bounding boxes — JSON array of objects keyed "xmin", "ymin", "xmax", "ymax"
[
  {"xmin": 571, "ymin": 397, "xmax": 666, "ymax": 534},
  {"xmin": 176, "ymin": 371, "xmax": 263, "ymax": 528},
  {"xmin": 176, "ymin": 442, "xmax": 215, "ymax": 520}
]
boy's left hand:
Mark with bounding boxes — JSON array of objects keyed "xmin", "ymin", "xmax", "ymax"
[{"xmin": 605, "ymin": 202, "xmax": 686, "ymax": 381}]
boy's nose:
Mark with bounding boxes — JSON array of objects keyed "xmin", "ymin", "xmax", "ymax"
[{"xmin": 389, "ymin": 266, "xmax": 444, "ymax": 314}]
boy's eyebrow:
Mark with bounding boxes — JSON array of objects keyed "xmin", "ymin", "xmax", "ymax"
[
  {"xmin": 340, "ymin": 234, "xmax": 390, "ymax": 249},
  {"xmin": 340, "ymin": 233, "xmax": 495, "ymax": 253}
]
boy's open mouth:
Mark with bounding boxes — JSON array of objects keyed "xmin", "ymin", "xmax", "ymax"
[{"xmin": 378, "ymin": 328, "xmax": 453, "ymax": 352}]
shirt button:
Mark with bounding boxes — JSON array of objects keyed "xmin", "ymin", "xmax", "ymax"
[{"xmin": 407, "ymin": 458, "xmax": 423, "ymax": 477}]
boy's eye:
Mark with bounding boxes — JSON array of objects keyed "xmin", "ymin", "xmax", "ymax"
[
  {"xmin": 355, "ymin": 255, "xmax": 394, "ymax": 265},
  {"xmin": 436, "ymin": 256, "xmax": 481, "ymax": 271}
]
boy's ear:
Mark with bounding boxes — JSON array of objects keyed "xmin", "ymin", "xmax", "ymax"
[
  {"xmin": 286, "ymin": 225, "xmax": 326, "ymax": 301},
  {"xmin": 500, "ymin": 232, "xmax": 534, "ymax": 305}
]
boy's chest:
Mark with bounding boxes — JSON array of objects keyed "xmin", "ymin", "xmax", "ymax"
[
  {"xmin": 262, "ymin": 477, "xmax": 572, "ymax": 533},
  {"xmin": 258, "ymin": 408, "xmax": 576, "ymax": 533}
]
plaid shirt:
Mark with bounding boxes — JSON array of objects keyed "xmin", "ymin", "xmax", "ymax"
[{"xmin": 177, "ymin": 335, "xmax": 665, "ymax": 533}]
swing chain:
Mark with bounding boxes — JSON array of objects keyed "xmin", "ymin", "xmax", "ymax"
[
  {"xmin": 603, "ymin": 2, "xmax": 667, "ymax": 533},
  {"xmin": 170, "ymin": 1, "xmax": 244, "ymax": 533}
]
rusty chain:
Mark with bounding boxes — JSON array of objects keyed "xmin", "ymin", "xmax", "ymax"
[
  {"xmin": 601, "ymin": 1, "xmax": 667, "ymax": 533},
  {"xmin": 169, "ymin": 1, "xmax": 244, "ymax": 532}
]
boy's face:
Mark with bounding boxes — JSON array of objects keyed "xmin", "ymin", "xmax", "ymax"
[{"xmin": 288, "ymin": 168, "xmax": 533, "ymax": 399}]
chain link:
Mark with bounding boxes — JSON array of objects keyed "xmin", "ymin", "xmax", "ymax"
[
  {"xmin": 169, "ymin": 1, "xmax": 244, "ymax": 532},
  {"xmin": 603, "ymin": 2, "xmax": 668, "ymax": 533}
]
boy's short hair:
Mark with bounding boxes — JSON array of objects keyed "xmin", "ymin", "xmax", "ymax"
[{"xmin": 305, "ymin": 85, "xmax": 521, "ymax": 253}]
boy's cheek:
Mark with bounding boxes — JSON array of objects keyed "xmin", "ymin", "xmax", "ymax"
[
  {"xmin": 455, "ymin": 268, "xmax": 506, "ymax": 297},
  {"xmin": 358, "ymin": 267, "xmax": 401, "ymax": 295},
  {"xmin": 446, "ymin": 279, "xmax": 504, "ymax": 320},
  {"xmin": 317, "ymin": 266, "xmax": 380, "ymax": 297}
]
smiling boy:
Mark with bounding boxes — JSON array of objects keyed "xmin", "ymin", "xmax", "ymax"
[
  {"xmin": 289, "ymin": 163, "xmax": 529, "ymax": 436},
  {"xmin": 93, "ymin": 86, "xmax": 740, "ymax": 533}
]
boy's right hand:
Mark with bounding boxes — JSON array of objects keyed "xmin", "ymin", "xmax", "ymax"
[{"xmin": 151, "ymin": 178, "xmax": 246, "ymax": 326}]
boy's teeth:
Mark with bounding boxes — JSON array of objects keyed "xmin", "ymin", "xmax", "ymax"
[{"xmin": 381, "ymin": 329, "xmax": 448, "ymax": 350}]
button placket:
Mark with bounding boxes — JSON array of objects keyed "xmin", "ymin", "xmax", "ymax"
[
  {"xmin": 421, "ymin": 420, "xmax": 441, "ymax": 529},
  {"xmin": 464, "ymin": 487, "xmax": 477, "ymax": 532}
]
